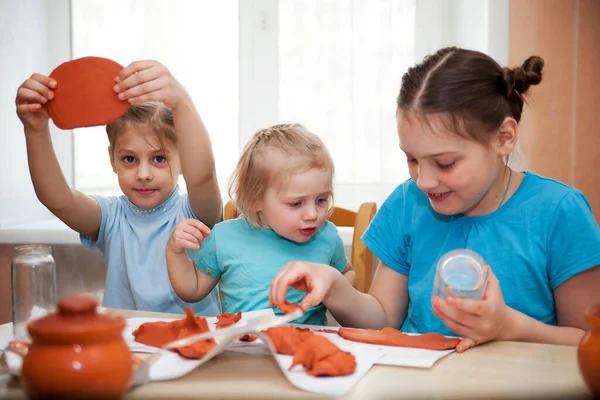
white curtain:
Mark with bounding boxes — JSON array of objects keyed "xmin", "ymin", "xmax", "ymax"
[
  {"xmin": 278, "ymin": 0, "xmax": 414, "ymax": 208},
  {"xmin": 71, "ymin": 0, "xmax": 415, "ymax": 208},
  {"xmin": 71, "ymin": 0, "xmax": 240, "ymax": 194}
]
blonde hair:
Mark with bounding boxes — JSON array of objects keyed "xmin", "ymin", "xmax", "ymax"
[
  {"xmin": 228, "ymin": 123, "xmax": 334, "ymax": 227},
  {"xmin": 106, "ymin": 102, "xmax": 176, "ymax": 155}
]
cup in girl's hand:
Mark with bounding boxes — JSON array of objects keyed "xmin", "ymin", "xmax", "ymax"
[{"xmin": 432, "ymin": 249, "xmax": 488, "ymax": 301}]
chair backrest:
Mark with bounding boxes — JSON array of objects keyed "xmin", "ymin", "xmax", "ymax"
[{"xmin": 223, "ymin": 200, "xmax": 377, "ymax": 292}]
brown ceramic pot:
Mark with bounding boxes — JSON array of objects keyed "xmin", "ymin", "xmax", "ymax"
[
  {"xmin": 578, "ymin": 303, "xmax": 600, "ymax": 397},
  {"xmin": 21, "ymin": 295, "xmax": 132, "ymax": 400}
]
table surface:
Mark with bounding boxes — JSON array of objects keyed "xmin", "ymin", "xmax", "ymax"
[{"xmin": 0, "ymin": 308, "xmax": 593, "ymax": 400}]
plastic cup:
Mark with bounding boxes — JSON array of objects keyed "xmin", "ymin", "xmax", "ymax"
[{"xmin": 432, "ymin": 249, "xmax": 488, "ymax": 301}]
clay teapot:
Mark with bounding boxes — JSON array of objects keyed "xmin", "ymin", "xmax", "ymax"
[
  {"xmin": 21, "ymin": 295, "xmax": 132, "ymax": 400},
  {"xmin": 578, "ymin": 303, "xmax": 600, "ymax": 397}
]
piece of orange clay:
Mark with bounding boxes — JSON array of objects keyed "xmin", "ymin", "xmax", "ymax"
[
  {"xmin": 133, "ymin": 307, "xmax": 216, "ymax": 359},
  {"xmin": 289, "ymin": 335, "xmax": 356, "ymax": 376},
  {"xmin": 273, "ymin": 300, "xmax": 302, "ymax": 314},
  {"xmin": 47, "ymin": 56, "xmax": 129, "ymax": 129},
  {"xmin": 239, "ymin": 334, "xmax": 257, "ymax": 342},
  {"xmin": 338, "ymin": 327, "xmax": 460, "ymax": 350},
  {"xmin": 215, "ymin": 312, "xmax": 242, "ymax": 328},
  {"xmin": 262, "ymin": 326, "xmax": 314, "ymax": 355}
]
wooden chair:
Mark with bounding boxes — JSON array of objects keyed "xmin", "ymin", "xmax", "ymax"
[{"xmin": 223, "ymin": 200, "xmax": 378, "ymax": 292}]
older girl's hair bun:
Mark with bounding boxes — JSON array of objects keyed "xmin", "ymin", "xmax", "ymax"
[{"xmin": 503, "ymin": 56, "xmax": 544, "ymax": 98}]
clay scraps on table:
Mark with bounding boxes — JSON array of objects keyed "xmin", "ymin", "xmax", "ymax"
[
  {"xmin": 338, "ymin": 327, "xmax": 460, "ymax": 350},
  {"xmin": 215, "ymin": 312, "xmax": 242, "ymax": 328},
  {"xmin": 262, "ymin": 326, "xmax": 356, "ymax": 377},
  {"xmin": 132, "ymin": 307, "xmax": 216, "ymax": 359},
  {"xmin": 215, "ymin": 312, "xmax": 257, "ymax": 340},
  {"xmin": 314, "ymin": 329, "xmax": 339, "ymax": 334},
  {"xmin": 239, "ymin": 334, "xmax": 257, "ymax": 342}
]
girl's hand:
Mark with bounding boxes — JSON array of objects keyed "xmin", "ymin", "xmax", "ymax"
[
  {"xmin": 167, "ymin": 219, "xmax": 210, "ymax": 255},
  {"xmin": 269, "ymin": 261, "xmax": 341, "ymax": 311},
  {"xmin": 431, "ymin": 266, "xmax": 511, "ymax": 352},
  {"xmin": 15, "ymin": 74, "xmax": 56, "ymax": 132},
  {"xmin": 113, "ymin": 60, "xmax": 188, "ymax": 108}
]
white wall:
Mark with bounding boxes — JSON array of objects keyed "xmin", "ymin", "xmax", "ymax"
[{"xmin": 0, "ymin": 0, "xmax": 72, "ymax": 227}]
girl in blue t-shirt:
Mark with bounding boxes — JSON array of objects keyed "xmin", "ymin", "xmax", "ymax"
[
  {"xmin": 16, "ymin": 60, "xmax": 222, "ymax": 315},
  {"xmin": 269, "ymin": 47, "xmax": 600, "ymax": 351},
  {"xmin": 166, "ymin": 124, "xmax": 355, "ymax": 325}
]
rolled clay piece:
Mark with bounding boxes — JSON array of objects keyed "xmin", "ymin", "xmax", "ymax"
[
  {"xmin": 47, "ymin": 56, "xmax": 129, "ymax": 129},
  {"xmin": 338, "ymin": 327, "xmax": 460, "ymax": 350}
]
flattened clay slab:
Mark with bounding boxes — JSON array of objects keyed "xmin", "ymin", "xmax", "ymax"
[
  {"xmin": 132, "ymin": 307, "xmax": 216, "ymax": 359},
  {"xmin": 338, "ymin": 327, "xmax": 460, "ymax": 350},
  {"xmin": 47, "ymin": 56, "xmax": 129, "ymax": 129},
  {"xmin": 216, "ymin": 312, "xmax": 242, "ymax": 328}
]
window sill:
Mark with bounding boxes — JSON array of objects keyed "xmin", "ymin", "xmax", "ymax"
[
  {"xmin": 0, "ymin": 218, "xmax": 79, "ymax": 245},
  {"xmin": 0, "ymin": 217, "xmax": 355, "ymax": 246}
]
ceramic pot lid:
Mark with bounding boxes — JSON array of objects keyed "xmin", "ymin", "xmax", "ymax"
[{"xmin": 28, "ymin": 295, "xmax": 125, "ymax": 343}]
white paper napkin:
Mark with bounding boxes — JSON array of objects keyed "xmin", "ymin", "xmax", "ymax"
[
  {"xmin": 125, "ymin": 311, "xmax": 379, "ymax": 395},
  {"xmin": 266, "ymin": 333, "xmax": 379, "ymax": 396}
]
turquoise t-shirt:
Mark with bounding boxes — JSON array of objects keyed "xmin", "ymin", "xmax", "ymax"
[
  {"xmin": 362, "ymin": 172, "xmax": 600, "ymax": 336},
  {"xmin": 194, "ymin": 217, "xmax": 348, "ymax": 326},
  {"xmin": 81, "ymin": 186, "xmax": 221, "ymax": 316}
]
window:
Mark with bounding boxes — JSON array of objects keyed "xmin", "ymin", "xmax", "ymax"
[
  {"xmin": 0, "ymin": 1, "xmax": 509, "ymax": 227},
  {"xmin": 71, "ymin": 0, "xmax": 415, "ymax": 208},
  {"xmin": 278, "ymin": 1, "xmax": 415, "ymax": 208},
  {"xmin": 71, "ymin": 0, "xmax": 239, "ymax": 195}
]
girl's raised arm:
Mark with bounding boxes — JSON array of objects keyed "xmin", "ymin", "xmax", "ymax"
[{"xmin": 17, "ymin": 74, "xmax": 101, "ymax": 239}]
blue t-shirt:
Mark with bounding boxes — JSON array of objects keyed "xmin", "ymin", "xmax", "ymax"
[
  {"xmin": 81, "ymin": 186, "xmax": 221, "ymax": 316},
  {"xmin": 194, "ymin": 217, "xmax": 348, "ymax": 326},
  {"xmin": 362, "ymin": 172, "xmax": 600, "ymax": 336}
]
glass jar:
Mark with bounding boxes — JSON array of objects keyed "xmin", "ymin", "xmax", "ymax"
[{"xmin": 11, "ymin": 244, "xmax": 58, "ymax": 341}]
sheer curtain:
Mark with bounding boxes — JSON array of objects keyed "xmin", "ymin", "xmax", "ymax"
[
  {"xmin": 278, "ymin": 0, "xmax": 415, "ymax": 208},
  {"xmin": 71, "ymin": 0, "xmax": 415, "ymax": 207},
  {"xmin": 71, "ymin": 0, "xmax": 239, "ymax": 194}
]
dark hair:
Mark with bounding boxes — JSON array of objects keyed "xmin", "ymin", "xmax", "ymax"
[
  {"xmin": 397, "ymin": 47, "xmax": 544, "ymax": 142},
  {"xmin": 106, "ymin": 101, "xmax": 176, "ymax": 155}
]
